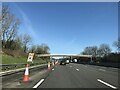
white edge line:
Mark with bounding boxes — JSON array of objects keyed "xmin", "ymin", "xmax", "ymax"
[
  {"xmin": 97, "ymin": 79, "xmax": 117, "ymax": 89},
  {"xmin": 33, "ymin": 79, "xmax": 44, "ymax": 88}
]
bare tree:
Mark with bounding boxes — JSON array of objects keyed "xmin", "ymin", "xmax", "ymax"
[
  {"xmin": 14, "ymin": 35, "xmax": 23, "ymax": 51},
  {"xmin": 2, "ymin": 5, "xmax": 20, "ymax": 48},
  {"xmin": 22, "ymin": 34, "xmax": 31, "ymax": 53},
  {"xmin": 82, "ymin": 47, "xmax": 92, "ymax": 55},
  {"xmin": 41, "ymin": 43, "xmax": 50, "ymax": 54},
  {"xmin": 36, "ymin": 43, "xmax": 50, "ymax": 54},
  {"xmin": 91, "ymin": 46, "xmax": 98, "ymax": 57},
  {"xmin": 29, "ymin": 45, "xmax": 36, "ymax": 53},
  {"xmin": 113, "ymin": 38, "xmax": 120, "ymax": 53},
  {"xmin": 82, "ymin": 46, "xmax": 98, "ymax": 57},
  {"xmin": 98, "ymin": 44, "xmax": 111, "ymax": 57}
]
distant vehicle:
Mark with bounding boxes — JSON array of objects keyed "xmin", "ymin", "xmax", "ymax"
[
  {"xmin": 60, "ymin": 60, "xmax": 66, "ymax": 65},
  {"xmin": 66, "ymin": 60, "xmax": 69, "ymax": 64},
  {"xmin": 74, "ymin": 59, "xmax": 77, "ymax": 63}
]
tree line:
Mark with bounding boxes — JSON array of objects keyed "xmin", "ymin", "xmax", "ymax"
[
  {"xmin": 1, "ymin": 4, "xmax": 50, "ymax": 55},
  {"xmin": 81, "ymin": 42, "xmax": 120, "ymax": 63}
]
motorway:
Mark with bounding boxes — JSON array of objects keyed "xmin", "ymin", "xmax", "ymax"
[
  {"xmin": 2, "ymin": 63, "xmax": 119, "ymax": 89},
  {"xmin": 37, "ymin": 63, "xmax": 119, "ymax": 89}
]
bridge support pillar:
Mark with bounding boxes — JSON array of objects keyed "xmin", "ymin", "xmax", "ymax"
[
  {"xmin": 90, "ymin": 56, "xmax": 93, "ymax": 62},
  {"xmin": 71, "ymin": 56, "xmax": 72, "ymax": 62}
]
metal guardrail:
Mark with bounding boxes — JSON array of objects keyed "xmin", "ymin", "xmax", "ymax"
[
  {"xmin": 77, "ymin": 62, "xmax": 120, "ymax": 68},
  {"xmin": 0, "ymin": 63, "xmax": 48, "ymax": 77},
  {"xmin": 0, "ymin": 62, "xmax": 47, "ymax": 71}
]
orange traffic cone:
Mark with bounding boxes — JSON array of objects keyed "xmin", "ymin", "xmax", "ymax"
[
  {"xmin": 23, "ymin": 64, "xmax": 29, "ymax": 82},
  {"xmin": 48, "ymin": 62, "xmax": 50, "ymax": 70}
]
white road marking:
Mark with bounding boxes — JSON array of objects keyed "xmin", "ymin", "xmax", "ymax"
[
  {"xmin": 99, "ymin": 69, "xmax": 106, "ymax": 71},
  {"xmin": 76, "ymin": 69, "xmax": 79, "ymax": 71},
  {"xmin": 33, "ymin": 79, "xmax": 44, "ymax": 88},
  {"xmin": 97, "ymin": 79, "xmax": 117, "ymax": 89}
]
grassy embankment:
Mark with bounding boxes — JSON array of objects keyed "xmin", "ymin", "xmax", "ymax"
[
  {"xmin": 1, "ymin": 49, "xmax": 47, "ymax": 64},
  {"xmin": 1, "ymin": 53, "xmax": 47, "ymax": 71},
  {"xmin": 2, "ymin": 54, "xmax": 46, "ymax": 64}
]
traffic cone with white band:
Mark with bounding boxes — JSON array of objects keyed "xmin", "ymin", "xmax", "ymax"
[
  {"xmin": 52, "ymin": 62, "xmax": 54, "ymax": 66},
  {"xmin": 48, "ymin": 62, "xmax": 50, "ymax": 70},
  {"xmin": 23, "ymin": 64, "xmax": 29, "ymax": 82}
]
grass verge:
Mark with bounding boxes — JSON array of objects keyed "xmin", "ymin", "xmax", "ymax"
[
  {"xmin": 1, "ymin": 54, "xmax": 47, "ymax": 71},
  {"xmin": 2, "ymin": 54, "xmax": 46, "ymax": 64}
]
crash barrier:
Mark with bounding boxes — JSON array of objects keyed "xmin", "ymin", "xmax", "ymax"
[
  {"xmin": 0, "ymin": 62, "xmax": 47, "ymax": 71},
  {"xmin": 77, "ymin": 61, "xmax": 120, "ymax": 68},
  {"xmin": 0, "ymin": 64, "xmax": 47, "ymax": 77}
]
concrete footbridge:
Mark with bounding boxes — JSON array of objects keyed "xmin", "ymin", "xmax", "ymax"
[
  {"xmin": 37, "ymin": 54, "xmax": 92, "ymax": 57},
  {"xmin": 36, "ymin": 54, "xmax": 93, "ymax": 62}
]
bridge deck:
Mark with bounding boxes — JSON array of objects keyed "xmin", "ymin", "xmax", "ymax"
[{"xmin": 37, "ymin": 54, "xmax": 92, "ymax": 58}]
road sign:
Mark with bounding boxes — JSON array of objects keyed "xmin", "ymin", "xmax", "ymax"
[{"xmin": 27, "ymin": 53, "xmax": 34, "ymax": 62}]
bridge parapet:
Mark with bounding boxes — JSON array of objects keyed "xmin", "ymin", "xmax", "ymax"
[{"xmin": 36, "ymin": 54, "xmax": 92, "ymax": 58}]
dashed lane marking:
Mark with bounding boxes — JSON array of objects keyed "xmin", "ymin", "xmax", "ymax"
[
  {"xmin": 76, "ymin": 69, "xmax": 79, "ymax": 71},
  {"xmin": 33, "ymin": 79, "xmax": 44, "ymax": 88},
  {"xmin": 97, "ymin": 79, "xmax": 117, "ymax": 89}
]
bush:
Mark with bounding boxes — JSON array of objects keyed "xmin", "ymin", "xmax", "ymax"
[
  {"xmin": 99, "ymin": 53, "xmax": 120, "ymax": 63},
  {"xmin": 2, "ymin": 49, "xmax": 28, "ymax": 58}
]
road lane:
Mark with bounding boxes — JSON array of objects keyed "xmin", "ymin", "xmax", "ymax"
[
  {"xmin": 39, "ymin": 63, "xmax": 116, "ymax": 88},
  {"xmin": 69, "ymin": 63, "xmax": 118, "ymax": 88},
  {"xmin": 2, "ymin": 63, "xmax": 118, "ymax": 88},
  {"xmin": 39, "ymin": 64, "xmax": 80, "ymax": 88},
  {"xmin": 2, "ymin": 67, "xmax": 48, "ymax": 88}
]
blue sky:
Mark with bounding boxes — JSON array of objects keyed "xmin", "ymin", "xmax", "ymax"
[{"xmin": 5, "ymin": 2, "xmax": 118, "ymax": 54}]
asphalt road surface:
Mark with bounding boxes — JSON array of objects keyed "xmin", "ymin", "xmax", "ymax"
[
  {"xmin": 2, "ymin": 65, "xmax": 48, "ymax": 88},
  {"xmin": 35, "ymin": 63, "xmax": 119, "ymax": 89},
  {"xmin": 2, "ymin": 63, "xmax": 119, "ymax": 89}
]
